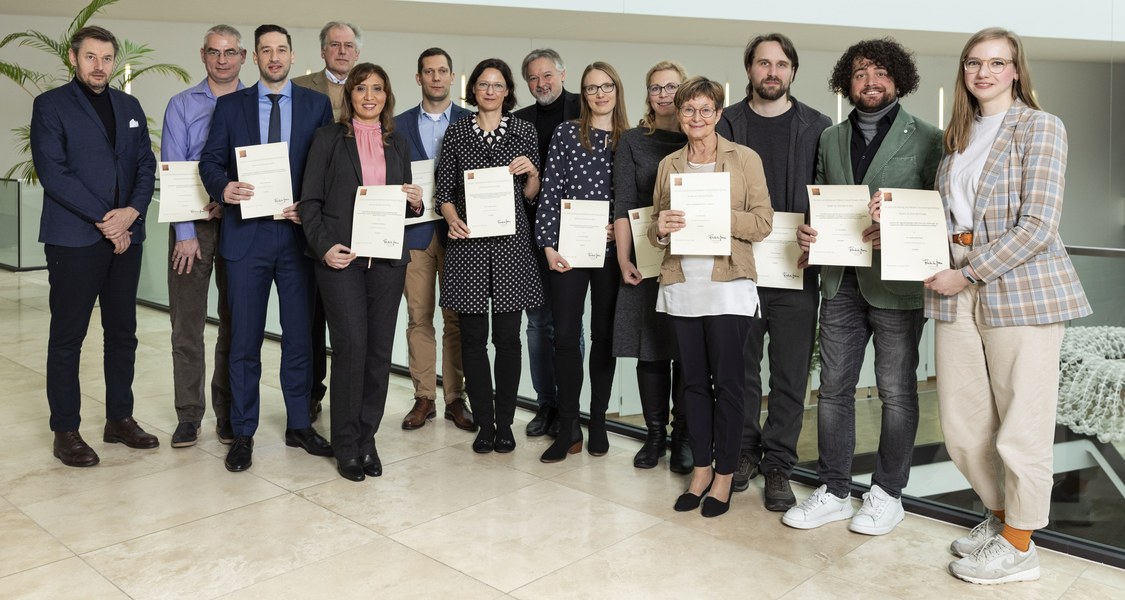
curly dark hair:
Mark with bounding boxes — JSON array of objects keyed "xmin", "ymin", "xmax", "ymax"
[{"xmin": 827, "ymin": 38, "xmax": 919, "ymax": 99}]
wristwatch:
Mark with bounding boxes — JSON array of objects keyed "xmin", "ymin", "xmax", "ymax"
[{"xmin": 961, "ymin": 267, "xmax": 978, "ymax": 285}]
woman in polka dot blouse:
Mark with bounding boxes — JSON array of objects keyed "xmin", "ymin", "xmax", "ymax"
[
  {"xmin": 434, "ymin": 58, "xmax": 545, "ymax": 455},
  {"xmin": 534, "ymin": 62, "xmax": 629, "ymax": 463}
]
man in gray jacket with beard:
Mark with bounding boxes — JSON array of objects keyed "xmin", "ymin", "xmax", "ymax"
[{"xmin": 717, "ymin": 33, "xmax": 830, "ymax": 511}]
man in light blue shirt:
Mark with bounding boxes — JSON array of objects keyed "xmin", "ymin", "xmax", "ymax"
[
  {"xmin": 162, "ymin": 24, "xmax": 246, "ymax": 448},
  {"xmin": 393, "ymin": 48, "xmax": 474, "ymax": 432}
]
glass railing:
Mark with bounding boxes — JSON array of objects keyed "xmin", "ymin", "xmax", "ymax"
[
  {"xmin": 791, "ymin": 246, "xmax": 1125, "ymax": 566},
  {"xmin": 0, "ymin": 179, "xmax": 46, "ymax": 270}
]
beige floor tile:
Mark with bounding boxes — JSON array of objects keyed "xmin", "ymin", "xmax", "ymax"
[
  {"xmin": 549, "ymin": 448, "xmax": 690, "ymax": 518},
  {"xmin": 374, "ymin": 413, "xmax": 482, "ymax": 465},
  {"xmin": 392, "ymin": 480, "xmax": 662, "ymax": 593},
  {"xmin": 299, "ymin": 446, "xmax": 540, "ymax": 535},
  {"xmin": 83, "ymin": 494, "xmax": 380, "ymax": 600},
  {"xmin": 0, "ymin": 556, "xmax": 128, "ymax": 600},
  {"xmin": 5, "ymin": 387, "xmax": 54, "ymax": 427},
  {"xmin": 897, "ymin": 513, "xmax": 1091, "ymax": 577},
  {"xmin": 824, "ymin": 525, "xmax": 1078, "ymax": 599},
  {"xmin": 217, "ymin": 537, "xmax": 502, "ymax": 600},
  {"xmin": 0, "ymin": 508, "xmax": 74, "ymax": 578},
  {"xmin": 0, "ymin": 420, "xmax": 210, "ymax": 507},
  {"xmin": 449, "ymin": 428, "xmax": 633, "ymax": 479},
  {"xmin": 511, "ymin": 520, "xmax": 816, "ymax": 600},
  {"xmin": 778, "ymin": 573, "xmax": 903, "ymax": 599},
  {"xmin": 22, "ymin": 460, "xmax": 287, "ymax": 554},
  {"xmin": 1082, "ymin": 562, "xmax": 1125, "ymax": 590},
  {"xmin": 1061, "ymin": 576, "xmax": 1125, "ymax": 599},
  {"xmin": 668, "ymin": 481, "xmax": 870, "ymax": 571},
  {"xmin": 234, "ymin": 442, "xmax": 338, "ymax": 492}
]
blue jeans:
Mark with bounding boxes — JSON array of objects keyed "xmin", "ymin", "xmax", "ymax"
[{"xmin": 816, "ymin": 270, "xmax": 924, "ymax": 499}]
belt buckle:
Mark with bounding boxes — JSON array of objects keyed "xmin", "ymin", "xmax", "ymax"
[{"xmin": 953, "ymin": 232, "xmax": 973, "ymax": 246}]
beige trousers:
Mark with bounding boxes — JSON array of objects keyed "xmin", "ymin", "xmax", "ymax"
[
  {"xmin": 403, "ymin": 231, "xmax": 464, "ymax": 403},
  {"xmin": 935, "ymin": 245, "xmax": 1065, "ymax": 530}
]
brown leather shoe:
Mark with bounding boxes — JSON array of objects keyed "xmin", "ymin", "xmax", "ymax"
[
  {"xmin": 401, "ymin": 398, "xmax": 437, "ymax": 430},
  {"xmin": 444, "ymin": 398, "xmax": 477, "ymax": 431},
  {"xmin": 53, "ymin": 431, "xmax": 100, "ymax": 467},
  {"xmin": 103, "ymin": 417, "xmax": 160, "ymax": 449}
]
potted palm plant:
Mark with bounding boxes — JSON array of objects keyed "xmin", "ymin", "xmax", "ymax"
[{"xmin": 0, "ymin": 0, "xmax": 190, "ymax": 183}]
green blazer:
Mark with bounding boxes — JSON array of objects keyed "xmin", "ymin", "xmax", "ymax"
[{"xmin": 814, "ymin": 105, "xmax": 942, "ymax": 309}]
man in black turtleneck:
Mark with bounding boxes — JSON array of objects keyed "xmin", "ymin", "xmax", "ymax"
[
  {"xmin": 31, "ymin": 25, "xmax": 159, "ymax": 467},
  {"xmin": 785, "ymin": 38, "xmax": 941, "ymax": 537},
  {"xmin": 513, "ymin": 48, "xmax": 581, "ymax": 438}
]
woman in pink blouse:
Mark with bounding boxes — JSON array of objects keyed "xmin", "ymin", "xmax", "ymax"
[{"xmin": 300, "ymin": 63, "xmax": 423, "ymax": 482}]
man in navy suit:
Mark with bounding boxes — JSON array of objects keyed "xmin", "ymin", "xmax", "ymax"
[
  {"xmin": 31, "ymin": 25, "xmax": 160, "ymax": 467},
  {"xmin": 199, "ymin": 24, "xmax": 334, "ymax": 472},
  {"xmin": 392, "ymin": 47, "xmax": 475, "ymax": 434}
]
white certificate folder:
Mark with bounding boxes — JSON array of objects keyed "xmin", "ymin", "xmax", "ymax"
[
  {"xmin": 669, "ymin": 171, "xmax": 731, "ymax": 256},
  {"xmin": 350, "ymin": 186, "xmax": 406, "ymax": 259}
]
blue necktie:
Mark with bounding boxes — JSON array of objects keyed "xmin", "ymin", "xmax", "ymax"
[{"xmin": 267, "ymin": 94, "xmax": 282, "ymax": 143}]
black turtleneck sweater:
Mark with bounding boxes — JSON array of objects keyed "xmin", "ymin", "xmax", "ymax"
[
  {"xmin": 77, "ymin": 77, "xmax": 116, "ymax": 148},
  {"xmin": 528, "ymin": 92, "xmax": 567, "ymax": 167}
]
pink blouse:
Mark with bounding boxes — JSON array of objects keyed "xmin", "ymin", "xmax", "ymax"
[{"xmin": 352, "ymin": 119, "xmax": 386, "ymax": 186}]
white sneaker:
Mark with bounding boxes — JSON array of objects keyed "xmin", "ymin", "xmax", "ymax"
[
  {"xmin": 848, "ymin": 484, "xmax": 904, "ymax": 536},
  {"xmin": 781, "ymin": 484, "xmax": 854, "ymax": 530},
  {"xmin": 950, "ymin": 513, "xmax": 1004, "ymax": 557},
  {"xmin": 949, "ymin": 535, "xmax": 1040, "ymax": 585}
]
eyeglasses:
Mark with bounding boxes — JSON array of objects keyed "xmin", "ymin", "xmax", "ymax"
[
  {"xmin": 678, "ymin": 105, "xmax": 716, "ymax": 119},
  {"xmin": 583, "ymin": 82, "xmax": 616, "ymax": 95},
  {"xmin": 475, "ymin": 81, "xmax": 507, "ymax": 93},
  {"xmin": 205, "ymin": 49, "xmax": 243, "ymax": 59},
  {"xmin": 963, "ymin": 58, "xmax": 1014, "ymax": 74},
  {"xmin": 648, "ymin": 83, "xmax": 679, "ymax": 96}
]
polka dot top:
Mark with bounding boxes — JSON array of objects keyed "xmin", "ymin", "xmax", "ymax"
[{"xmin": 535, "ymin": 121, "xmax": 614, "ymax": 249}]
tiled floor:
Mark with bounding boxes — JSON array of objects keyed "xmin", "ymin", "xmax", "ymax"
[{"xmin": 1, "ymin": 268, "xmax": 1122, "ymax": 599}]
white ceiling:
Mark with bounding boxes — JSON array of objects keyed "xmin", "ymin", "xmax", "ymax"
[{"xmin": 0, "ymin": 0, "xmax": 1120, "ymax": 62}]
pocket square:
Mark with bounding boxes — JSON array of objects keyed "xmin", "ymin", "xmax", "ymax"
[{"xmin": 129, "ymin": 119, "xmax": 140, "ymax": 128}]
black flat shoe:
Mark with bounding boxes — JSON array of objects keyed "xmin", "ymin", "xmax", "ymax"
[
  {"xmin": 673, "ymin": 479, "xmax": 713, "ymax": 512},
  {"xmin": 360, "ymin": 451, "xmax": 382, "ymax": 477},
  {"xmin": 285, "ymin": 427, "xmax": 334, "ymax": 457},
  {"xmin": 701, "ymin": 494, "xmax": 731, "ymax": 518},
  {"xmin": 494, "ymin": 426, "xmax": 516, "ymax": 454},
  {"xmin": 472, "ymin": 430, "xmax": 494, "ymax": 454},
  {"xmin": 336, "ymin": 458, "xmax": 365, "ymax": 482}
]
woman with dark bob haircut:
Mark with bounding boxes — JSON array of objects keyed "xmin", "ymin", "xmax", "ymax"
[
  {"xmin": 434, "ymin": 58, "xmax": 544, "ymax": 454},
  {"xmin": 299, "ymin": 63, "xmax": 423, "ymax": 481}
]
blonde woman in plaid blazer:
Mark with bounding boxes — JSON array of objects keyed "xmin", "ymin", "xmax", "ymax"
[{"xmin": 919, "ymin": 28, "xmax": 1091, "ymax": 585}]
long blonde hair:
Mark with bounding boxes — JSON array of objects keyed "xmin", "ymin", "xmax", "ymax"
[
  {"xmin": 639, "ymin": 61, "xmax": 687, "ymax": 134},
  {"xmin": 944, "ymin": 28, "xmax": 1039, "ymax": 154},
  {"xmin": 576, "ymin": 61, "xmax": 629, "ymax": 152}
]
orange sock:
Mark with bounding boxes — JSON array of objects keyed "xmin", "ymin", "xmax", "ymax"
[
  {"xmin": 1000, "ymin": 524, "xmax": 1032, "ymax": 552},
  {"xmin": 992, "ymin": 509, "xmax": 1005, "ymax": 522}
]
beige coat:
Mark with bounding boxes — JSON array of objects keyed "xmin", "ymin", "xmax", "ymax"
[{"xmin": 647, "ymin": 134, "xmax": 773, "ymax": 284}]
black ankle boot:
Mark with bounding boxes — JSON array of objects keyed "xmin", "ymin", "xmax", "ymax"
[
  {"xmin": 540, "ymin": 418, "xmax": 582, "ymax": 463},
  {"xmin": 634, "ymin": 425, "xmax": 667, "ymax": 469},
  {"xmin": 586, "ymin": 415, "xmax": 609, "ymax": 456},
  {"xmin": 669, "ymin": 418, "xmax": 693, "ymax": 474}
]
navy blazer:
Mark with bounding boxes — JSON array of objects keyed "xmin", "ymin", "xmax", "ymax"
[
  {"xmin": 198, "ymin": 82, "xmax": 334, "ymax": 261},
  {"xmin": 298, "ymin": 122, "xmax": 413, "ymax": 265},
  {"xmin": 393, "ymin": 102, "xmax": 470, "ymax": 250},
  {"xmin": 30, "ymin": 79, "xmax": 156, "ymax": 247}
]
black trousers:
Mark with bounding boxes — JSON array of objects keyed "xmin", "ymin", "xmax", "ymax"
[
  {"xmin": 741, "ymin": 285, "xmax": 820, "ymax": 475},
  {"xmin": 548, "ymin": 257, "xmax": 619, "ymax": 421},
  {"xmin": 671, "ymin": 314, "xmax": 751, "ymax": 474},
  {"xmin": 315, "ymin": 259, "xmax": 406, "ymax": 459},
  {"xmin": 459, "ymin": 310, "xmax": 522, "ymax": 433},
  {"xmin": 45, "ymin": 241, "xmax": 142, "ymax": 431}
]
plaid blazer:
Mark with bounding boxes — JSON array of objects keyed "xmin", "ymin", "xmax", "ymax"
[{"xmin": 925, "ymin": 102, "xmax": 1091, "ymax": 326}]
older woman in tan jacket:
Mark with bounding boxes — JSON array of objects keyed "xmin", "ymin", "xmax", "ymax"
[{"xmin": 649, "ymin": 76, "xmax": 773, "ymax": 518}]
